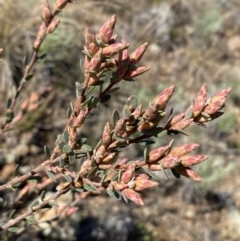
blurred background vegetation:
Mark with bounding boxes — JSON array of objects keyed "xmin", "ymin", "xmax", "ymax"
[{"xmin": 0, "ymin": 0, "xmax": 240, "ymax": 240}]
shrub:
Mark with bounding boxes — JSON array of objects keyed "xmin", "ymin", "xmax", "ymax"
[{"xmin": 0, "ymin": 0, "xmax": 231, "ymax": 235}]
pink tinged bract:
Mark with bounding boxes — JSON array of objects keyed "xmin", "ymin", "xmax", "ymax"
[
  {"xmin": 169, "ymin": 143, "xmax": 199, "ymax": 157},
  {"xmin": 122, "ymin": 188, "xmax": 144, "ymax": 206},
  {"xmin": 181, "ymin": 155, "xmax": 208, "ymax": 167}
]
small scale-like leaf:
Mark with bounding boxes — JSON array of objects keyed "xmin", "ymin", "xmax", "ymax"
[
  {"xmin": 83, "ymin": 183, "xmax": 100, "ymax": 193},
  {"xmin": 101, "ymin": 94, "xmax": 111, "ymax": 103},
  {"xmin": 25, "ymin": 74, "xmax": 34, "ymax": 81},
  {"xmin": 79, "ymin": 59, "xmax": 85, "ymax": 73},
  {"xmin": 13, "ymin": 164, "xmax": 19, "ymax": 177},
  {"xmin": 0, "ymin": 197, "xmax": 3, "ymax": 203},
  {"xmin": 41, "ymin": 204, "xmax": 52, "ymax": 210},
  {"xmin": 46, "ymin": 171, "xmax": 57, "ymax": 182},
  {"xmin": 30, "ymin": 200, "xmax": 39, "ymax": 208},
  {"xmin": 27, "ymin": 176, "xmax": 42, "ymax": 182},
  {"xmin": 67, "ymin": 107, "xmax": 72, "ymax": 118},
  {"xmin": 8, "ymin": 227, "xmax": 20, "ymax": 232},
  {"xmin": 6, "ymin": 111, "xmax": 14, "ymax": 123},
  {"xmin": 168, "ymin": 129, "xmax": 188, "ymax": 136},
  {"xmin": 75, "ymin": 188, "xmax": 84, "ymax": 192},
  {"xmin": 143, "ymin": 168, "xmax": 161, "ymax": 180},
  {"xmin": 62, "ymin": 144, "xmax": 72, "ymax": 154},
  {"xmin": 9, "ymin": 209, "xmax": 16, "ymax": 220},
  {"xmin": 11, "ymin": 182, "xmax": 22, "ymax": 189},
  {"xmin": 44, "ymin": 145, "xmax": 51, "ymax": 159},
  {"xmin": 40, "ymin": 190, "xmax": 46, "ymax": 201}
]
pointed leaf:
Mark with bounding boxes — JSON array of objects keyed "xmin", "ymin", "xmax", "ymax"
[
  {"xmin": 46, "ymin": 171, "xmax": 57, "ymax": 182},
  {"xmin": 44, "ymin": 145, "xmax": 51, "ymax": 159}
]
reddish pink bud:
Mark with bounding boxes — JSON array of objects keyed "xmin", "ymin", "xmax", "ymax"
[
  {"xmin": 204, "ymin": 88, "xmax": 231, "ymax": 115},
  {"xmin": 148, "ymin": 146, "xmax": 169, "ymax": 162},
  {"xmin": 102, "ymin": 43, "xmax": 129, "ymax": 56},
  {"xmin": 192, "ymin": 84, "xmax": 208, "ymax": 117},
  {"xmin": 114, "ymin": 118, "xmax": 127, "ymax": 137},
  {"xmin": 135, "ymin": 174, "xmax": 149, "ymax": 180},
  {"xmin": 166, "ymin": 113, "xmax": 185, "ymax": 128},
  {"xmin": 54, "ymin": 0, "xmax": 69, "ymax": 10},
  {"xmin": 84, "ymin": 27, "xmax": 96, "ymax": 48},
  {"xmin": 129, "ymin": 42, "xmax": 148, "ymax": 65},
  {"xmin": 101, "ymin": 122, "xmax": 112, "ymax": 147},
  {"xmin": 47, "ymin": 19, "xmax": 60, "ymax": 34},
  {"xmin": 134, "ymin": 179, "xmax": 158, "ymax": 191},
  {"xmin": 169, "ymin": 118, "xmax": 193, "ymax": 130},
  {"xmin": 174, "ymin": 166, "xmax": 202, "ymax": 181},
  {"xmin": 195, "ymin": 111, "xmax": 224, "ymax": 123},
  {"xmin": 33, "ymin": 22, "xmax": 47, "ymax": 50},
  {"xmin": 43, "ymin": 0, "xmax": 52, "ymax": 23},
  {"xmin": 112, "ymin": 181, "xmax": 128, "ymax": 191},
  {"xmin": 88, "ymin": 49, "xmax": 103, "ymax": 72},
  {"xmin": 137, "ymin": 120, "xmax": 157, "ymax": 131},
  {"xmin": 123, "ymin": 66, "xmax": 150, "ymax": 80},
  {"xmin": 122, "ymin": 188, "xmax": 144, "ymax": 206},
  {"xmin": 153, "ymin": 86, "xmax": 175, "ymax": 110},
  {"xmin": 102, "ymin": 152, "xmax": 118, "ymax": 164},
  {"xmin": 159, "ymin": 156, "xmax": 181, "ymax": 168},
  {"xmin": 98, "ymin": 15, "xmax": 117, "ymax": 44},
  {"xmin": 145, "ymin": 163, "xmax": 161, "ymax": 171},
  {"xmin": 143, "ymin": 104, "xmax": 158, "ymax": 121},
  {"xmin": 131, "ymin": 104, "xmax": 142, "ymax": 120},
  {"xmin": 121, "ymin": 163, "xmax": 135, "ymax": 184},
  {"xmin": 115, "ymin": 47, "xmax": 129, "ymax": 81},
  {"xmin": 181, "ymin": 155, "xmax": 208, "ymax": 167},
  {"xmin": 169, "ymin": 143, "xmax": 199, "ymax": 157}
]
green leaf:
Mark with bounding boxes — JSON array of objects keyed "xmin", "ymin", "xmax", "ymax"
[
  {"xmin": 49, "ymin": 201, "xmax": 59, "ymax": 207},
  {"xmin": 67, "ymin": 107, "xmax": 72, "ymax": 118},
  {"xmin": 11, "ymin": 182, "xmax": 22, "ymax": 189},
  {"xmin": 168, "ymin": 129, "xmax": 188, "ymax": 136},
  {"xmin": 59, "ymin": 158, "xmax": 65, "ymax": 167},
  {"xmin": 41, "ymin": 204, "xmax": 52, "ymax": 210},
  {"xmin": 6, "ymin": 98, "xmax": 12, "ymax": 109},
  {"xmin": 8, "ymin": 227, "xmax": 20, "ymax": 232},
  {"xmin": 9, "ymin": 209, "xmax": 16, "ymax": 220},
  {"xmin": 79, "ymin": 59, "xmax": 85, "ymax": 73},
  {"xmin": 30, "ymin": 200, "xmax": 39, "ymax": 208},
  {"xmin": 25, "ymin": 74, "xmax": 34, "ymax": 81},
  {"xmin": 101, "ymin": 94, "xmax": 111, "ymax": 103},
  {"xmin": 138, "ymin": 139, "xmax": 155, "ymax": 146},
  {"xmin": 90, "ymin": 97, "xmax": 100, "ymax": 108},
  {"xmin": 107, "ymin": 189, "xmax": 121, "ymax": 200},
  {"xmin": 40, "ymin": 190, "xmax": 46, "ymax": 201},
  {"xmin": 6, "ymin": 111, "xmax": 14, "ymax": 123},
  {"xmin": 13, "ymin": 164, "xmax": 19, "ymax": 177},
  {"xmin": 63, "ymin": 174, "xmax": 72, "ymax": 183},
  {"xmin": 69, "ymin": 154, "xmax": 75, "ymax": 164},
  {"xmin": 171, "ymin": 169, "xmax": 181, "ymax": 179},
  {"xmin": 126, "ymin": 95, "xmax": 138, "ymax": 109},
  {"xmin": 27, "ymin": 176, "xmax": 42, "ymax": 182},
  {"xmin": 75, "ymin": 82, "xmax": 82, "ymax": 92},
  {"xmin": 81, "ymin": 144, "xmax": 92, "ymax": 152},
  {"xmin": 81, "ymin": 97, "xmax": 92, "ymax": 108},
  {"xmin": 112, "ymin": 109, "xmax": 120, "ymax": 126},
  {"xmin": 143, "ymin": 168, "xmax": 161, "ymax": 180},
  {"xmin": 62, "ymin": 144, "xmax": 72, "ymax": 154},
  {"xmin": 87, "ymin": 167, "xmax": 98, "ymax": 178},
  {"xmin": 107, "ymin": 87, "xmax": 120, "ymax": 94},
  {"xmin": 0, "ymin": 197, "xmax": 3, "ymax": 203},
  {"xmin": 26, "ymin": 216, "xmax": 37, "ymax": 225},
  {"xmin": 122, "ymin": 105, "xmax": 131, "ymax": 119},
  {"xmin": 75, "ymin": 188, "xmax": 84, "ymax": 192},
  {"xmin": 63, "ymin": 131, "xmax": 69, "ymax": 143},
  {"xmin": 83, "ymin": 183, "xmax": 100, "ymax": 193},
  {"xmin": 38, "ymin": 53, "xmax": 47, "ymax": 60},
  {"xmin": 46, "ymin": 171, "xmax": 57, "ymax": 182},
  {"xmin": 44, "ymin": 145, "xmax": 51, "ymax": 159}
]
